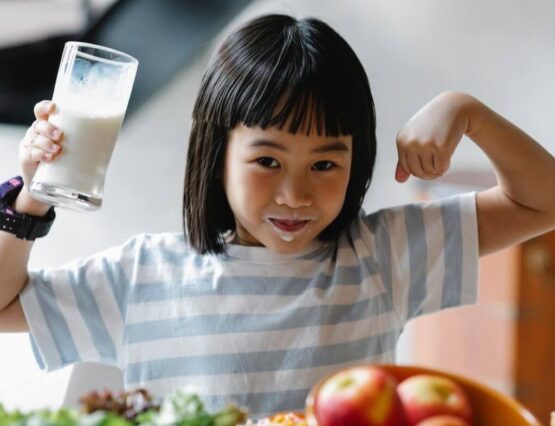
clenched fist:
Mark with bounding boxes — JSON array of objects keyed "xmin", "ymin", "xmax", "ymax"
[
  {"xmin": 19, "ymin": 100, "xmax": 64, "ymax": 186},
  {"xmin": 395, "ymin": 92, "xmax": 472, "ymax": 183}
]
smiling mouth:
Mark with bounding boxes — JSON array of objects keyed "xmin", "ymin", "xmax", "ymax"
[{"xmin": 268, "ymin": 218, "xmax": 311, "ymax": 233}]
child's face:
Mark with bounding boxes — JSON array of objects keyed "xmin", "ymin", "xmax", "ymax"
[{"xmin": 222, "ymin": 123, "xmax": 352, "ymax": 253}]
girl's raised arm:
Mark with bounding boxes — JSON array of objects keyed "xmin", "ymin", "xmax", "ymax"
[
  {"xmin": 0, "ymin": 100, "xmax": 63, "ymax": 331},
  {"xmin": 395, "ymin": 91, "xmax": 555, "ymax": 256}
]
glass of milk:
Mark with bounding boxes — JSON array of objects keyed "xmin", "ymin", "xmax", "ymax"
[{"xmin": 29, "ymin": 42, "xmax": 138, "ymax": 211}]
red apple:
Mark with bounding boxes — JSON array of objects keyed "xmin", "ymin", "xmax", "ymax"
[
  {"xmin": 310, "ymin": 366, "xmax": 407, "ymax": 426},
  {"xmin": 416, "ymin": 415, "xmax": 471, "ymax": 426},
  {"xmin": 397, "ymin": 374, "xmax": 472, "ymax": 426}
]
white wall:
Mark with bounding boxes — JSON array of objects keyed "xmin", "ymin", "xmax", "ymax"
[{"xmin": 0, "ymin": 0, "xmax": 553, "ymax": 410}]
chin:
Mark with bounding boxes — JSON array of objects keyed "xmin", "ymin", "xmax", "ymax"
[
  {"xmin": 266, "ymin": 237, "xmax": 311, "ymax": 254},
  {"xmin": 268, "ymin": 241, "xmax": 305, "ymax": 254}
]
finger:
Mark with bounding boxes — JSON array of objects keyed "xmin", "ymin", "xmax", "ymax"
[
  {"xmin": 420, "ymin": 151, "xmax": 436, "ymax": 175},
  {"xmin": 396, "ymin": 146, "xmax": 411, "ymax": 179},
  {"xmin": 34, "ymin": 119, "xmax": 63, "ymax": 142},
  {"xmin": 26, "ymin": 146, "xmax": 55, "ymax": 164},
  {"xmin": 21, "ymin": 126, "xmax": 40, "ymax": 151},
  {"xmin": 395, "ymin": 162, "xmax": 410, "ymax": 183},
  {"xmin": 433, "ymin": 153, "xmax": 451, "ymax": 175},
  {"xmin": 406, "ymin": 152, "xmax": 425, "ymax": 178},
  {"xmin": 21, "ymin": 132, "xmax": 61, "ymax": 166},
  {"xmin": 31, "ymin": 134, "xmax": 61, "ymax": 154},
  {"xmin": 25, "ymin": 121, "xmax": 38, "ymax": 139},
  {"xmin": 397, "ymin": 151, "xmax": 411, "ymax": 182},
  {"xmin": 33, "ymin": 100, "xmax": 56, "ymax": 120}
]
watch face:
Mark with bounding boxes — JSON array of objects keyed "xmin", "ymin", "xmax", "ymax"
[
  {"xmin": 1, "ymin": 205, "xmax": 15, "ymax": 215},
  {"xmin": 1, "ymin": 176, "xmax": 23, "ymax": 198},
  {"xmin": 8, "ymin": 177, "xmax": 23, "ymax": 188}
]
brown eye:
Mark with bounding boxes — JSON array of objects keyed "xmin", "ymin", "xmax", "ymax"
[
  {"xmin": 312, "ymin": 161, "xmax": 336, "ymax": 171},
  {"xmin": 256, "ymin": 157, "xmax": 279, "ymax": 168}
]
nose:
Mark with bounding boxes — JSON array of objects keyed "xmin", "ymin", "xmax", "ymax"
[{"xmin": 274, "ymin": 173, "xmax": 313, "ymax": 208}]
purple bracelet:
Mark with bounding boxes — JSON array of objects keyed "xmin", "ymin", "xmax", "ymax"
[{"xmin": 0, "ymin": 176, "xmax": 56, "ymax": 240}]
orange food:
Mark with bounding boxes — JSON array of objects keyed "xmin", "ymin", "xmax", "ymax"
[{"xmin": 248, "ymin": 411, "xmax": 307, "ymax": 425}]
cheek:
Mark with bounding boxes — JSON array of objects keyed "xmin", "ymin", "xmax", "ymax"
[
  {"xmin": 243, "ymin": 173, "xmax": 270, "ymax": 202},
  {"xmin": 242, "ymin": 172, "xmax": 270, "ymax": 195},
  {"xmin": 317, "ymin": 171, "xmax": 350, "ymax": 203},
  {"xmin": 225, "ymin": 167, "xmax": 269, "ymax": 208}
]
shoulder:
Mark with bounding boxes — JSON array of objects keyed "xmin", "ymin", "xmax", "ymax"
[
  {"xmin": 126, "ymin": 232, "xmax": 186, "ymax": 250},
  {"xmin": 346, "ymin": 192, "xmax": 477, "ymax": 259},
  {"xmin": 120, "ymin": 231, "xmax": 189, "ymax": 258},
  {"xmin": 85, "ymin": 232, "xmax": 189, "ymax": 268},
  {"xmin": 359, "ymin": 192, "xmax": 476, "ymax": 234}
]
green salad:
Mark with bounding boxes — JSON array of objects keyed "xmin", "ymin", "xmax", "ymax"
[{"xmin": 0, "ymin": 388, "xmax": 247, "ymax": 426}]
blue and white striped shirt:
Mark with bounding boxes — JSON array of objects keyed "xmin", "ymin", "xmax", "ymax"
[{"xmin": 20, "ymin": 193, "xmax": 478, "ymax": 418}]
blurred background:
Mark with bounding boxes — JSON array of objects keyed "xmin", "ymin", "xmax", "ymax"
[{"xmin": 0, "ymin": 0, "xmax": 554, "ymax": 423}]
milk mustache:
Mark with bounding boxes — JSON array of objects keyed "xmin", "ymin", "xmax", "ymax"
[{"xmin": 33, "ymin": 103, "xmax": 124, "ymax": 199}]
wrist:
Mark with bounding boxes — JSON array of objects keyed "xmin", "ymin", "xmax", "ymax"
[
  {"xmin": 14, "ymin": 185, "xmax": 51, "ymax": 216},
  {"xmin": 442, "ymin": 91, "xmax": 482, "ymax": 138}
]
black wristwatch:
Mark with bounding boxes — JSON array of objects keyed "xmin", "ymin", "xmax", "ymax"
[{"xmin": 0, "ymin": 176, "xmax": 56, "ymax": 241}]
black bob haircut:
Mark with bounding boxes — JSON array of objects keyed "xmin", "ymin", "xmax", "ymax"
[{"xmin": 183, "ymin": 14, "xmax": 377, "ymax": 255}]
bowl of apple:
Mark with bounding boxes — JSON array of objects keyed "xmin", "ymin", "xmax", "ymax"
[{"xmin": 305, "ymin": 364, "xmax": 543, "ymax": 426}]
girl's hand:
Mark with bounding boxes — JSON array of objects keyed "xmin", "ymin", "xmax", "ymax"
[
  {"xmin": 19, "ymin": 100, "xmax": 64, "ymax": 186},
  {"xmin": 395, "ymin": 92, "xmax": 470, "ymax": 183}
]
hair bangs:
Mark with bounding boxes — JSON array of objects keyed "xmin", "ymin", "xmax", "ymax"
[{"xmin": 193, "ymin": 16, "xmax": 368, "ymax": 138}]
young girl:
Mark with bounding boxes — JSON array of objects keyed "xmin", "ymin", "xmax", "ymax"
[{"xmin": 1, "ymin": 14, "xmax": 554, "ymax": 419}]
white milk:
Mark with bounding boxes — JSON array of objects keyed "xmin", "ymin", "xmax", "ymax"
[{"xmin": 33, "ymin": 106, "xmax": 124, "ymax": 197}]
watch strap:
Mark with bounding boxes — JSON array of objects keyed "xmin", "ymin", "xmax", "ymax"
[{"xmin": 0, "ymin": 176, "xmax": 56, "ymax": 241}]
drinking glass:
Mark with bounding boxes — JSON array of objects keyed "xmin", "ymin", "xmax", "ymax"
[{"xmin": 30, "ymin": 42, "xmax": 138, "ymax": 211}]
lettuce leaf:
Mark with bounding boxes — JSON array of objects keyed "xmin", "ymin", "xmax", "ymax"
[{"xmin": 0, "ymin": 390, "xmax": 246, "ymax": 426}]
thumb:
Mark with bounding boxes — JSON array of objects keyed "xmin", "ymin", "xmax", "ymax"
[{"xmin": 395, "ymin": 162, "xmax": 410, "ymax": 183}]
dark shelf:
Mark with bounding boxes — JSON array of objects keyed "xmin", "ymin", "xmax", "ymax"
[{"xmin": 0, "ymin": 0, "xmax": 252, "ymax": 125}]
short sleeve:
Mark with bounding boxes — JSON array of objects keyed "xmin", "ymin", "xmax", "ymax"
[
  {"xmin": 19, "ymin": 235, "xmax": 142, "ymax": 372},
  {"xmin": 360, "ymin": 192, "xmax": 479, "ymax": 325}
]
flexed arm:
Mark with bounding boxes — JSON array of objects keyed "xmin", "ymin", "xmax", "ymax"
[{"xmin": 395, "ymin": 91, "xmax": 555, "ymax": 256}]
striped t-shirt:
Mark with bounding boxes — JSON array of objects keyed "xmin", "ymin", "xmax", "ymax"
[{"xmin": 20, "ymin": 192, "xmax": 479, "ymax": 418}]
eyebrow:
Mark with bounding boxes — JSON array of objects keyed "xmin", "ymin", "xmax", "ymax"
[{"xmin": 248, "ymin": 139, "xmax": 350, "ymax": 154}]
